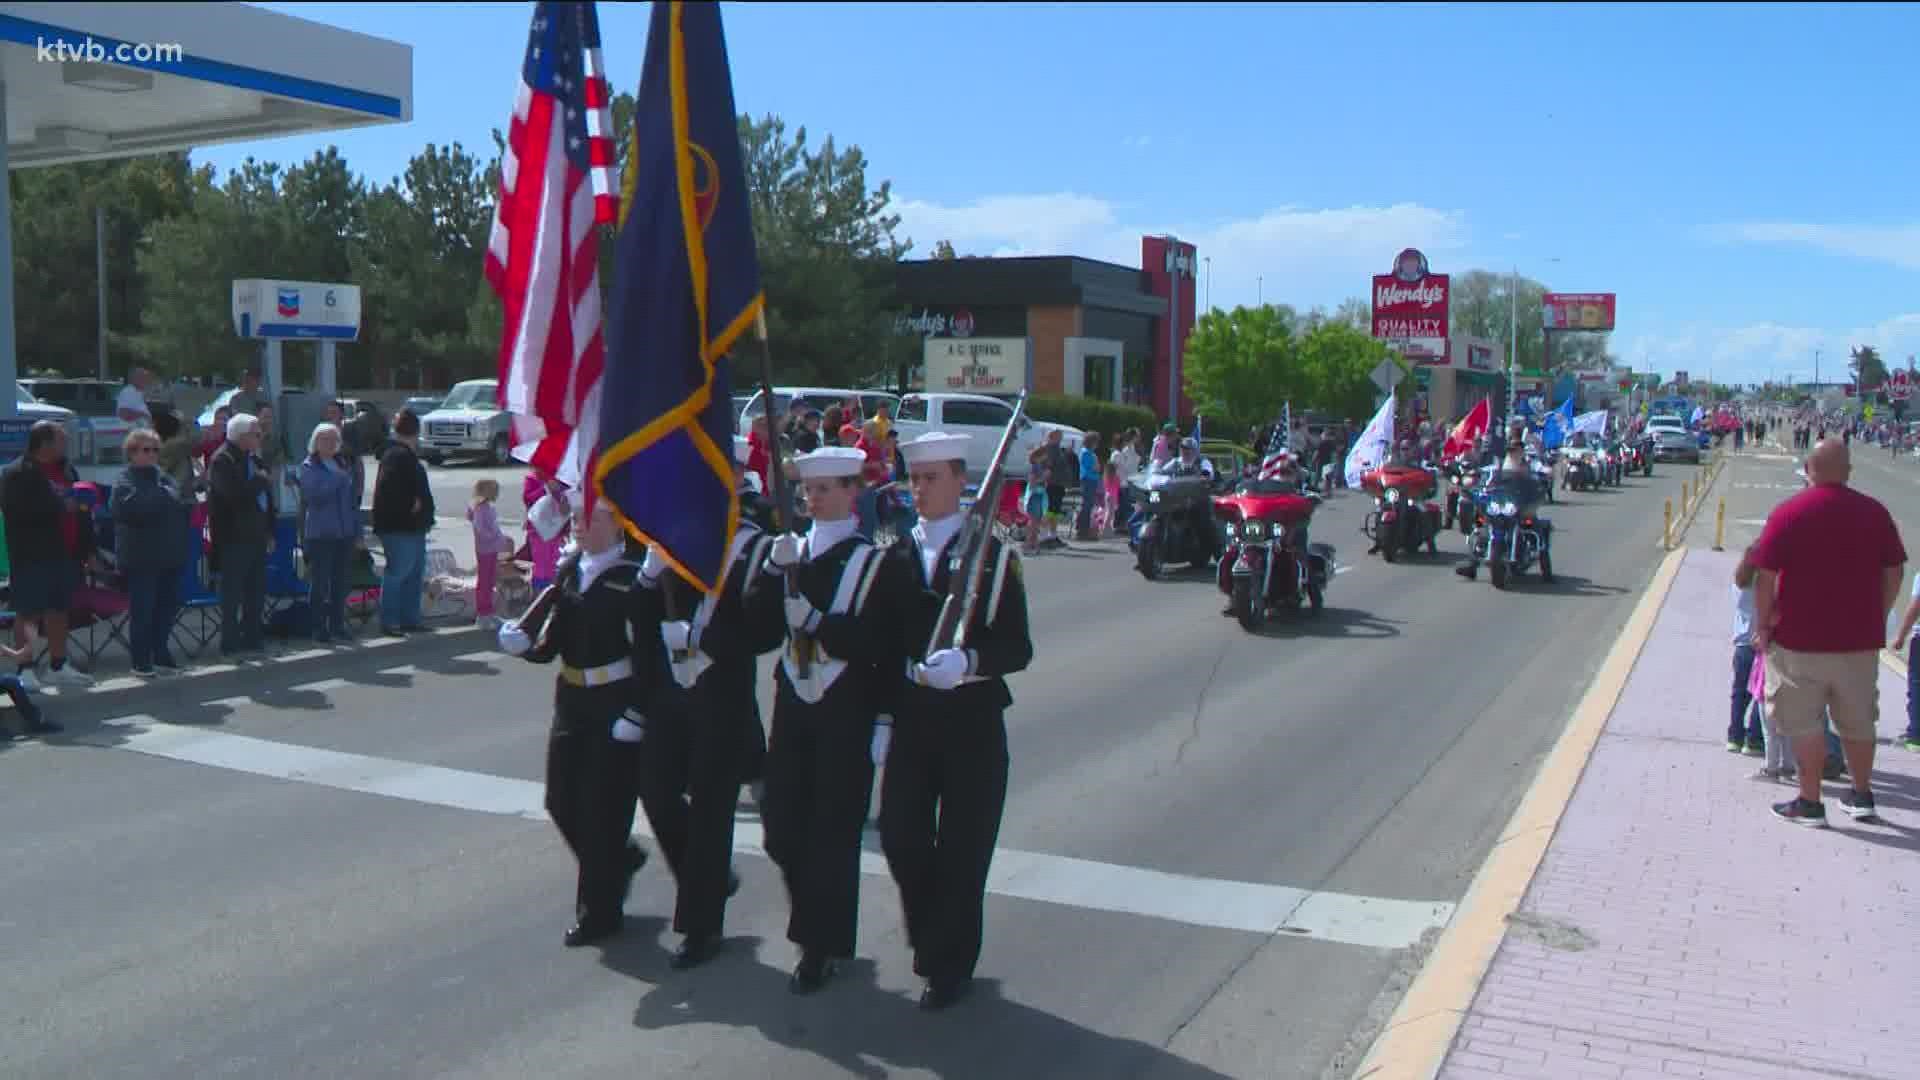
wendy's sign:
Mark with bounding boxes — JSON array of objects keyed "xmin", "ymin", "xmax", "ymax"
[{"xmin": 1371, "ymin": 248, "xmax": 1449, "ymax": 340}]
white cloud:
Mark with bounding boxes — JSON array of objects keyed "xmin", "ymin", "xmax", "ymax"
[
  {"xmin": 1121, "ymin": 134, "xmax": 1153, "ymax": 149},
  {"xmin": 893, "ymin": 192, "xmax": 1469, "ymax": 311},
  {"xmin": 1702, "ymin": 222, "xmax": 1920, "ymax": 270},
  {"xmin": 1617, "ymin": 313, "xmax": 1920, "ymax": 387}
]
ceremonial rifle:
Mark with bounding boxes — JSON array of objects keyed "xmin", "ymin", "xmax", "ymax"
[
  {"xmin": 517, "ymin": 546, "xmax": 586, "ymax": 653},
  {"xmin": 751, "ymin": 308, "xmax": 812, "ymax": 676},
  {"xmin": 924, "ymin": 390, "xmax": 1028, "ymax": 661}
]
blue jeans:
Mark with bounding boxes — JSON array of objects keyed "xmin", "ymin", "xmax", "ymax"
[
  {"xmin": 126, "ymin": 569, "xmax": 180, "ymax": 670},
  {"xmin": 305, "ymin": 537, "xmax": 351, "ymax": 640},
  {"xmin": 1076, "ymin": 477, "xmax": 1100, "ymax": 536},
  {"xmin": 218, "ymin": 542, "xmax": 267, "ymax": 654},
  {"xmin": 1907, "ymin": 638, "xmax": 1920, "ymax": 741},
  {"xmin": 1730, "ymin": 643, "xmax": 1760, "ymax": 744},
  {"xmin": 378, "ymin": 532, "xmax": 427, "ymax": 629}
]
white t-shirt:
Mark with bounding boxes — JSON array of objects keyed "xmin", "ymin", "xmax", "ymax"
[
  {"xmin": 1732, "ymin": 583, "xmax": 1755, "ymax": 645},
  {"xmin": 116, "ymin": 383, "xmax": 151, "ymax": 425},
  {"xmin": 1110, "ymin": 445, "xmax": 1140, "ymax": 479}
]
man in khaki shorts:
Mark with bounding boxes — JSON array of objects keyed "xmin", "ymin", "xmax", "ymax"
[{"xmin": 1752, "ymin": 439, "xmax": 1905, "ymax": 826}]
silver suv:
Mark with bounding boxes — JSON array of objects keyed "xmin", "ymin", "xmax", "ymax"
[{"xmin": 419, "ymin": 379, "xmax": 514, "ymax": 466}]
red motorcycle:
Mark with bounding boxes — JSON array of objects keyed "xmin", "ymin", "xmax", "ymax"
[
  {"xmin": 1361, "ymin": 463, "xmax": 1444, "ymax": 562},
  {"xmin": 1213, "ymin": 477, "xmax": 1336, "ymax": 631}
]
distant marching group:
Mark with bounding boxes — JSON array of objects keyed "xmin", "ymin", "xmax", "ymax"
[{"xmin": 498, "ymin": 421, "xmax": 1033, "ymax": 1012}]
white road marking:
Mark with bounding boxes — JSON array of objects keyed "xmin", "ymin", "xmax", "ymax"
[
  {"xmin": 452, "ymin": 652, "xmax": 498, "ymax": 664},
  {"xmin": 289, "ymin": 678, "xmax": 352, "ymax": 694},
  {"xmin": 95, "ymin": 715, "xmax": 1452, "ymax": 951},
  {"xmin": 377, "ymin": 665, "xmax": 419, "ymax": 678}
]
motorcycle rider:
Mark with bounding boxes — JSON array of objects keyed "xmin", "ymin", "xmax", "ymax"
[
  {"xmin": 1150, "ymin": 438, "xmax": 1221, "ymax": 560},
  {"xmin": 1456, "ymin": 428, "xmax": 1542, "ymax": 581}
]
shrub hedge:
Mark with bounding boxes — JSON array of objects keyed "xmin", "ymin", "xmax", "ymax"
[{"xmin": 1025, "ymin": 394, "xmax": 1161, "ymax": 449}]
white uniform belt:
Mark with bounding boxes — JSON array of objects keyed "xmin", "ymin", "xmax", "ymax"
[
  {"xmin": 906, "ymin": 659, "xmax": 988, "ymax": 686},
  {"xmin": 562, "ymin": 658, "xmax": 633, "ymax": 687}
]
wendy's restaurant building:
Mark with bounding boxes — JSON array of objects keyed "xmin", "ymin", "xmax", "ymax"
[
  {"xmin": 1403, "ymin": 335, "xmax": 1507, "ymax": 424},
  {"xmin": 887, "ymin": 235, "xmax": 1199, "ymax": 420}
]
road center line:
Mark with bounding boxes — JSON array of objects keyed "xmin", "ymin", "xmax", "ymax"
[{"xmin": 94, "ymin": 715, "xmax": 1452, "ymax": 950}]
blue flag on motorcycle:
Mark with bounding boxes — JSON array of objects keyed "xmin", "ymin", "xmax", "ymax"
[{"xmin": 1541, "ymin": 398, "xmax": 1575, "ymax": 449}]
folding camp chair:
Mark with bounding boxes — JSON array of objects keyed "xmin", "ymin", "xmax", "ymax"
[{"xmin": 170, "ymin": 529, "xmax": 222, "ymax": 658}]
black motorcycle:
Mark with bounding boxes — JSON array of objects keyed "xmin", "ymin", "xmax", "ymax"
[
  {"xmin": 1467, "ymin": 479, "xmax": 1555, "ymax": 589},
  {"xmin": 1130, "ymin": 472, "xmax": 1221, "ymax": 579}
]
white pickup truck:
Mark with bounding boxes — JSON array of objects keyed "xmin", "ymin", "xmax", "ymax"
[{"xmin": 891, "ymin": 392, "xmax": 1082, "ymax": 479}]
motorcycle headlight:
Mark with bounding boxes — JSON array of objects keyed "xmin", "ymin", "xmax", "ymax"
[
  {"xmin": 1385, "ymin": 488, "xmax": 1402, "ymax": 503},
  {"xmin": 1496, "ymin": 500, "xmax": 1516, "ymax": 516},
  {"xmin": 1243, "ymin": 521, "xmax": 1267, "ymax": 539},
  {"xmin": 1149, "ymin": 491, "xmax": 1162, "ymax": 504}
]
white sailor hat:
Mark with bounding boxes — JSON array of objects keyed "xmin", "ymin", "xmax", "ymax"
[
  {"xmin": 732, "ymin": 435, "xmax": 752, "ymax": 465},
  {"xmin": 898, "ymin": 431, "xmax": 972, "ymax": 466},
  {"xmin": 792, "ymin": 445, "xmax": 866, "ymax": 479}
]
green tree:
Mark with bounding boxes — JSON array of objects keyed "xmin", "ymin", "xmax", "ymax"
[
  {"xmin": 1182, "ymin": 305, "xmax": 1300, "ymax": 432},
  {"xmin": 1296, "ymin": 320, "xmax": 1395, "ymax": 420},
  {"xmin": 350, "ymin": 142, "xmax": 495, "ymax": 387},
  {"xmin": 1850, "ymin": 345, "xmax": 1887, "ymax": 390},
  {"xmin": 931, "ymin": 239, "xmax": 958, "ymax": 260}
]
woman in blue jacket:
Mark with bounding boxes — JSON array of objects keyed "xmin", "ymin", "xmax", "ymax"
[
  {"xmin": 297, "ymin": 423, "xmax": 362, "ymax": 644},
  {"xmin": 112, "ymin": 427, "xmax": 192, "ymax": 675}
]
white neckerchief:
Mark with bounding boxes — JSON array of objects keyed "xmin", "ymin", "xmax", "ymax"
[
  {"xmin": 912, "ymin": 512, "xmax": 964, "ymax": 583},
  {"xmin": 576, "ymin": 544, "xmax": 627, "ymax": 593},
  {"xmin": 807, "ymin": 517, "xmax": 859, "ymax": 560}
]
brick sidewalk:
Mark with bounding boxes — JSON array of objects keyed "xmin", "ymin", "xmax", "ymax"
[{"xmin": 1439, "ymin": 548, "xmax": 1920, "ymax": 1080}]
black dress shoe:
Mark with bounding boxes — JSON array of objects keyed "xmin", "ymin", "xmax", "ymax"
[
  {"xmin": 789, "ymin": 951, "xmax": 836, "ymax": 994},
  {"xmin": 918, "ymin": 977, "xmax": 970, "ymax": 1011},
  {"xmin": 670, "ymin": 934, "xmax": 720, "ymax": 970},
  {"xmin": 564, "ymin": 915, "xmax": 623, "ymax": 948}
]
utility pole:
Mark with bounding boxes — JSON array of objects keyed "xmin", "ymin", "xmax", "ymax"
[{"xmin": 96, "ymin": 205, "xmax": 108, "ymax": 381}]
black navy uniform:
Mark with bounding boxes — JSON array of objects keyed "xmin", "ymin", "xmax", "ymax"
[
  {"xmin": 633, "ymin": 525, "xmax": 783, "ymax": 966},
  {"xmin": 757, "ymin": 523, "xmax": 896, "ymax": 990},
  {"xmin": 514, "ymin": 547, "xmax": 662, "ymax": 946},
  {"xmin": 877, "ymin": 523, "xmax": 1032, "ymax": 1008}
]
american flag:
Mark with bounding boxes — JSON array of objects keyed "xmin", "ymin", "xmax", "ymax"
[
  {"xmin": 1257, "ymin": 402, "xmax": 1293, "ymax": 480},
  {"xmin": 485, "ymin": 2, "xmax": 619, "ymax": 487}
]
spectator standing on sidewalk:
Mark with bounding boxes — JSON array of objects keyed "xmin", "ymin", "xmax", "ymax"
[
  {"xmin": 207, "ymin": 414, "xmax": 276, "ymax": 658},
  {"xmin": 112, "ymin": 428, "xmax": 190, "ymax": 676},
  {"xmin": 116, "ymin": 366, "xmax": 154, "ymax": 427},
  {"xmin": 468, "ymin": 478, "xmax": 510, "ymax": 631},
  {"xmin": 1751, "ymin": 438, "xmax": 1904, "ymax": 826},
  {"xmin": 1, "ymin": 421, "xmax": 97, "ymax": 690},
  {"xmin": 372, "ymin": 408, "xmax": 434, "ymax": 636},
  {"xmin": 1884, "ymin": 572, "xmax": 1920, "ymax": 753},
  {"xmin": 1729, "ymin": 546, "xmax": 1765, "ymax": 755},
  {"xmin": 1074, "ymin": 432, "xmax": 1102, "ymax": 541},
  {"xmin": 297, "ymin": 423, "xmax": 360, "ymax": 645}
]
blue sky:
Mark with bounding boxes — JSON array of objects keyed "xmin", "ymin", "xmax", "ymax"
[{"xmin": 200, "ymin": 1, "xmax": 1920, "ymax": 387}]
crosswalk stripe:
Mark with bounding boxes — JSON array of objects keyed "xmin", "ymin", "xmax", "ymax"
[{"xmin": 93, "ymin": 715, "xmax": 1453, "ymax": 950}]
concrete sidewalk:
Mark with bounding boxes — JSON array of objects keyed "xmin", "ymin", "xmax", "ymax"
[{"xmin": 1439, "ymin": 548, "xmax": 1919, "ymax": 1080}]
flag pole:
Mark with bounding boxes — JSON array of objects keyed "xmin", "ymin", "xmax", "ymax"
[{"xmin": 753, "ymin": 305, "xmax": 813, "ymax": 676}]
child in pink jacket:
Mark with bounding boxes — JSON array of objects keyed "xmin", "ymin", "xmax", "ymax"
[{"xmin": 469, "ymin": 478, "xmax": 511, "ymax": 627}]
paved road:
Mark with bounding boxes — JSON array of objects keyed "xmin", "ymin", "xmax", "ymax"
[{"xmin": 2, "ymin": 466, "xmax": 1691, "ymax": 1079}]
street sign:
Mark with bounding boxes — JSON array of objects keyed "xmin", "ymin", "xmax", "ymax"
[
  {"xmin": 1888, "ymin": 370, "xmax": 1913, "ymax": 401},
  {"xmin": 1371, "ymin": 360, "xmax": 1405, "ymax": 394}
]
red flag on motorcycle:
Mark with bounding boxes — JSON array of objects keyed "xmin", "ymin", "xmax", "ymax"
[{"xmin": 1443, "ymin": 398, "xmax": 1492, "ymax": 460}]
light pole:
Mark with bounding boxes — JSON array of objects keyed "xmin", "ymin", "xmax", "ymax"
[
  {"xmin": 1257, "ymin": 276, "xmax": 1263, "ymax": 307},
  {"xmin": 1507, "ymin": 267, "xmax": 1519, "ymax": 423}
]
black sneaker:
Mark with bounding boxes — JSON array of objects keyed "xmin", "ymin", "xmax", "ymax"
[
  {"xmin": 1838, "ymin": 790, "xmax": 1881, "ymax": 822},
  {"xmin": 1744, "ymin": 738, "xmax": 1766, "ymax": 757},
  {"xmin": 1771, "ymin": 797, "xmax": 1828, "ymax": 828}
]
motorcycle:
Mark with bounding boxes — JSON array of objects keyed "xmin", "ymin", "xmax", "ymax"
[
  {"xmin": 1360, "ymin": 463, "xmax": 1444, "ymax": 562},
  {"xmin": 1467, "ymin": 477, "xmax": 1555, "ymax": 589},
  {"xmin": 1527, "ymin": 451, "xmax": 1557, "ymax": 503},
  {"xmin": 1130, "ymin": 471, "xmax": 1221, "ymax": 579},
  {"xmin": 1442, "ymin": 458, "xmax": 1478, "ymax": 532},
  {"xmin": 1562, "ymin": 446, "xmax": 1598, "ymax": 492},
  {"xmin": 1632, "ymin": 435, "xmax": 1655, "ymax": 477},
  {"xmin": 1213, "ymin": 477, "xmax": 1336, "ymax": 631}
]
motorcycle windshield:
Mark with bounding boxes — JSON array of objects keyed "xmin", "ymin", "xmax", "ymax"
[{"xmin": 1480, "ymin": 476, "xmax": 1543, "ymax": 511}]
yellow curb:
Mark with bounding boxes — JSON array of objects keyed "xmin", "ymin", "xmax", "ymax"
[{"xmin": 1353, "ymin": 545, "xmax": 1687, "ymax": 1080}]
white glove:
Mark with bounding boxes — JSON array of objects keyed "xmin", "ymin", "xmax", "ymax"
[
  {"xmin": 612, "ymin": 710, "xmax": 645, "ymax": 743},
  {"xmin": 766, "ymin": 532, "xmax": 804, "ymax": 572},
  {"xmin": 498, "ymin": 622, "xmax": 533, "ymax": 656},
  {"xmin": 916, "ymin": 648, "xmax": 969, "ymax": 691},
  {"xmin": 662, "ymin": 619, "xmax": 694, "ymax": 653},
  {"xmin": 641, "ymin": 546, "xmax": 669, "ymax": 583},
  {"xmin": 785, "ymin": 593, "xmax": 822, "ymax": 633},
  {"xmin": 871, "ymin": 719, "xmax": 892, "ymax": 766}
]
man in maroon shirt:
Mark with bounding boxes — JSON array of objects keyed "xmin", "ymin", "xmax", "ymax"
[{"xmin": 1752, "ymin": 439, "xmax": 1904, "ymax": 826}]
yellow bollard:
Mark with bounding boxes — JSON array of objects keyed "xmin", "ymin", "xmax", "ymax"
[
  {"xmin": 1682, "ymin": 480, "xmax": 1690, "ymax": 512},
  {"xmin": 1713, "ymin": 498, "xmax": 1725, "ymax": 551},
  {"xmin": 1664, "ymin": 498, "xmax": 1674, "ymax": 549}
]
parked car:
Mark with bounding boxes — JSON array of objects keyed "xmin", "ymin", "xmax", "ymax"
[
  {"xmin": 737, "ymin": 386, "xmax": 902, "ymax": 432},
  {"xmin": 400, "ymin": 395, "xmax": 444, "ymax": 418},
  {"xmin": 7, "ymin": 382, "xmax": 134, "ymax": 484},
  {"xmin": 19, "ymin": 377, "xmax": 120, "ymax": 417},
  {"xmin": 891, "ymin": 392, "xmax": 1083, "ymax": 479},
  {"xmin": 419, "ymin": 379, "xmax": 513, "ymax": 465}
]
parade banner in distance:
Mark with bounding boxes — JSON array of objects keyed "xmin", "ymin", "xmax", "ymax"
[
  {"xmin": 595, "ymin": 0, "xmax": 761, "ymax": 593},
  {"xmin": 1371, "ymin": 247, "xmax": 1449, "ymax": 340}
]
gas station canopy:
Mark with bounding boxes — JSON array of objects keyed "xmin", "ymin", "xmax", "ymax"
[
  {"xmin": 0, "ymin": 2, "xmax": 413, "ymax": 423},
  {"xmin": 0, "ymin": 2, "xmax": 410, "ymax": 166}
]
